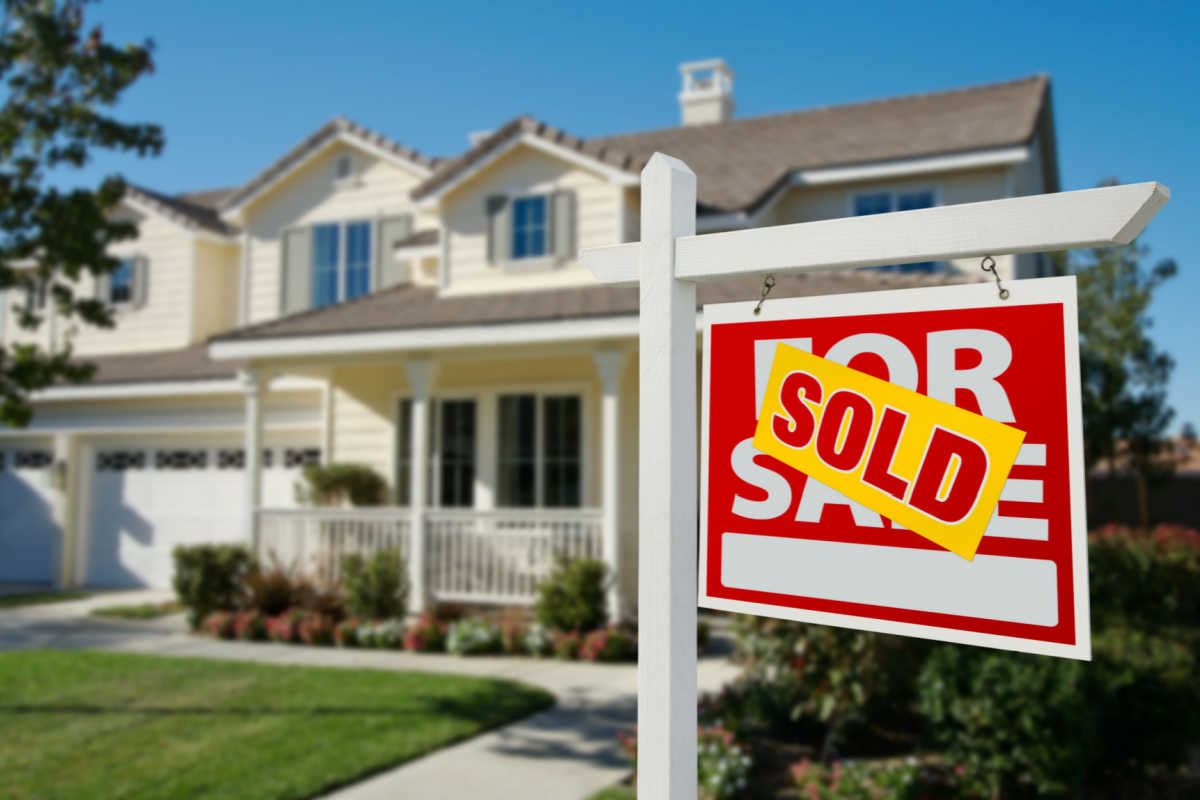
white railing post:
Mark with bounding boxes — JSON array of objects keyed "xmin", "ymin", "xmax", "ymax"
[
  {"xmin": 405, "ymin": 359, "xmax": 433, "ymax": 613},
  {"xmin": 638, "ymin": 153, "xmax": 698, "ymax": 800},
  {"xmin": 594, "ymin": 349, "xmax": 627, "ymax": 622},
  {"xmin": 240, "ymin": 369, "xmax": 263, "ymax": 548}
]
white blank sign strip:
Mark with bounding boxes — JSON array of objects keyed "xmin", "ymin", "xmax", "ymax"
[
  {"xmin": 984, "ymin": 512, "xmax": 1050, "ymax": 541},
  {"xmin": 1000, "ymin": 478, "xmax": 1044, "ymax": 503},
  {"xmin": 722, "ymin": 533, "xmax": 1058, "ymax": 626}
]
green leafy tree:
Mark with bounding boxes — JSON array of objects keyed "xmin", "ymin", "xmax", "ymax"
[
  {"xmin": 0, "ymin": 0, "xmax": 161, "ymax": 426},
  {"xmin": 1052, "ymin": 186, "xmax": 1177, "ymax": 525}
]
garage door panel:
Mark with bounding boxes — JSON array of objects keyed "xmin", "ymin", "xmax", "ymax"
[
  {"xmin": 0, "ymin": 448, "xmax": 57, "ymax": 583},
  {"xmin": 86, "ymin": 440, "xmax": 314, "ymax": 589}
]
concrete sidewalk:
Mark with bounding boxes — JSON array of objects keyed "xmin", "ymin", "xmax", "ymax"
[{"xmin": 0, "ymin": 600, "xmax": 740, "ymax": 799}]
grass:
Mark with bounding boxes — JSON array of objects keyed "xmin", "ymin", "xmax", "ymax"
[
  {"xmin": 0, "ymin": 590, "xmax": 89, "ymax": 609},
  {"xmin": 0, "ymin": 650, "xmax": 554, "ymax": 800},
  {"xmin": 587, "ymin": 787, "xmax": 635, "ymax": 800},
  {"xmin": 90, "ymin": 601, "xmax": 183, "ymax": 619}
]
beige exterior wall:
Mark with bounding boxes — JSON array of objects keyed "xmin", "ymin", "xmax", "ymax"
[
  {"xmin": 1, "ymin": 209, "xmax": 202, "ymax": 357},
  {"xmin": 191, "ymin": 239, "xmax": 241, "ymax": 342},
  {"xmin": 440, "ymin": 143, "xmax": 622, "ymax": 295},
  {"xmin": 242, "ymin": 142, "xmax": 428, "ymax": 324}
]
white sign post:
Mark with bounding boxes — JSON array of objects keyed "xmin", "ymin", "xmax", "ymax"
[{"xmin": 583, "ymin": 153, "xmax": 1168, "ymax": 799}]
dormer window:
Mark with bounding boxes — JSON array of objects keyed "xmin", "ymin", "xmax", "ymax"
[
  {"xmin": 110, "ymin": 258, "xmax": 134, "ymax": 304},
  {"xmin": 852, "ymin": 188, "xmax": 939, "ymax": 272},
  {"xmin": 335, "ymin": 154, "xmax": 353, "ymax": 180},
  {"xmin": 511, "ymin": 196, "xmax": 548, "ymax": 259},
  {"xmin": 333, "ymin": 153, "xmax": 360, "ymax": 190}
]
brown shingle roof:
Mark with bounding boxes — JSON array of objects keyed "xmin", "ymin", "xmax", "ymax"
[
  {"xmin": 83, "ymin": 342, "xmax": 241, "ymax": 385},
  {"xmin": 413, "ymin": 75, "xmax": 1051, "ymax": 213},
  {"xmin": 126, "ymin": 184, "xmax": 238, "ymax": 237},
  {"xmin": 212, "ymin": 271, "xmax": 964, "ymax": 345},
  {"xmin": 222, "ymin": 117, "xmax": 444, "ymax": 213},
  {"xmin": 395, "ymin": 229, "xmax": 439, "ymax": 248}
]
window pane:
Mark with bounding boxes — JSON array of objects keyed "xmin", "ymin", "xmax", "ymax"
[
  {"xmin": 853, "ymin": 193, "xmax": 892, "ymax": 216},
  {"xmin": 543, "ymin": 395, "xmax": 581, "ymax": 507},
  {"xmin": 439, "ymin": 399, "xmax": 475, "ymax": 508},
  {"xmin": 312, "ymin": 224, "xmax": 340, "ymax": 308},
  {"xmin": 897, "ymin": 190, "xmax": 934, "ymax": 211},
  {"xmin": 498, "ymin": 394, "xmax": 536, "ymax": 507},
  {"xmin": 345, "ymin": 221, "xmax": 371, "ymax": 300},
  {"xmin": 511, "ymin": 197, "xmax": 548, "ymax": 259},
  {"xmin": 395, "ymin": 398, "xmax": 411, "ymax": 506},
  {"xmin": 110, "ymin": 259, "xmax": 134, "ymax": 303}
]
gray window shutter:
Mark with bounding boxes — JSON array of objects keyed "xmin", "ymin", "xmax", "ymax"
[
  {"xmin": 376, "ymin": 214, "xmax": 413, "ymax": 289},
  {"xmin": 131, "ymin": 256, "xmax": 149, "ymax": 309},
  {"xmin": 94, "ymin": 271, "xmax": 111, "ymax": 304},
  {"xmin": 280, "ymin": 227, "xmax": 311, "ymax": 315},
  {"xmin": 550, "ymin": 190, "xmax": 576, "ymax": 262},
  {"xmin": 485, "ymin": 195, "xmax": 509, "ymax": 265}
]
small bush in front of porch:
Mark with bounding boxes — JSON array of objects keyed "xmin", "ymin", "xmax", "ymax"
[
  {"xmin": 334, "ymin": 617, "xmax": 362, "ymax": 646},
  {"xmin": 523, "ymin": 622, "xmax": 553, "ymax": 656},
  {"xmin": 234, "ymin": 610, "xmax": 268, "ymax": 641},
  {"xmin": 266, "ymin": 609, "xmax": 307, "ymax": 643},
  {"xmin": 535, "ymin": 557, "xmax": 608, "ymax": 633},
  {"xmin": 298, "ymin": 614, "xmax": 335, "ymax": 646},
  {"xmin": 447, "ymin": 617, "xmax": 503, "ymax": 655},
  {"xmin": 173, "ymin": 544, "xmax": 254, "ymax": 629},
  {"xmin": 580, "ymin": 625, "xmax": 636, "ymax": 662},
  {"xmin": 552, "ymin": 630, "xmax": 582, "ymax": 660},
  {"xmin": 299, "ymin": 462, "xmax": 387, "ymax": 506},
  {"xmin": 341, "ymin": 549, "xmax": 408, "ymax": 620},
  {"xmin": 360, "ymin": 619, "xmax": 406, "ymax": 649},
  {"xmin": 203, "ymin": 611, "xmax": 236, "ymax": 639},
  {"xmin": 404, "ymin": 612, "xmax": 446, "ymax": 652}
]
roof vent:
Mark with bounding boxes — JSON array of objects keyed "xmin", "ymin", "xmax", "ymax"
[{"xmin": 679, "ymin": 59, "xmax": 734, "ymax": 126}]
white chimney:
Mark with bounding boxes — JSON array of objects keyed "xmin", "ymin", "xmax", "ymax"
[{"xmin": 678, "ymin": 59, "xmax": 734, "ymax": 126}]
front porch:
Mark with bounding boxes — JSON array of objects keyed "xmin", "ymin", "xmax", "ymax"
[
  {"xmin": 239, "ymin": 342, "xmax": 636, "ymax": 617},
  {"xmin": 256, "ymin": 506, "xmax": 603, "ymax": 607}
]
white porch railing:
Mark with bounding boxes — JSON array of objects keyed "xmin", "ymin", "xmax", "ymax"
[
  {"xmin": 425, "ymin": 508, "xmax": 604, "ymax": 604},
  {"xmin": 256, "ymin": 508, "xmax": 412, "ymax": 583},
  {"xmin": 255, "ymin": 507, "xmax": 604, "ymax": 604}
]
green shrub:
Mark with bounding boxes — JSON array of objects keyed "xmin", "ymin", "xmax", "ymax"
[
  {"xmin": 447, "ymin": 617, "xmax": 502, "ymax": 655},
  {"xmin": 340, "ymin": 549, "xmax": 408, "ymax": 620},
  {"xmin": 524, "ymin": 622, "xmax": 552, "ymax": 656},
  {"xmin": 298, "ymin": 614, "xmax": 334, "ymax": 645},
  {"xmin": 580, "ymin": 625, "xmax": 636, "ymax": 662},
  {"xmin": 619, "ymin": 725, "xmax": 752, "ymax": 800},
  {"xmin": 233, "ymin": 610, "xmax": 267, "ymax": 641},
  {"xmin": 552, "ymin": 629, "xmax": 582, "ymax": 660},
  {"xmin": 403, "ymin": 612, "xmax": 445, "ymax": 652},
  {"xmin": 535, "ymin": 557, "xmax": 608, "ymax": 633},
  {"xmin": 334, "ymin": 618, "xmax": 361, "ymax": 647},
  {"xmin": 917, "ymin": 645, "xmax": 1094, "ymax": 798},
  {"xmin": 791, "ymin": 757, "xmax": 962, "ymax": 800},
  {"xmin": 300, "ymin": 462, "xmax": 387, "ymax": 506},
  {"xmin": 172, "ymin": 544, "xmax": 253, "ymax": 629},
  {"xmin": 1088, "ymin": 524, "xmax": 1200, "ymax": 631},
  {"xmin": 202, "ymin": 610, "xmax": 236, "ymax": 639}
]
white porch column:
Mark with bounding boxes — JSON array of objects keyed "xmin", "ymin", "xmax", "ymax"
[
  {"xmin": 240, "ymin": 369, "xmax": 263, "ymax": 549},
  {"xmin": 50, "ymin": 433, "xmax": 76, "ymax": 587},
  {"xmin": 405, "ymin": 359, "xmax": 433, "ymax": 613},
  {"xmin": 593, "ymin": 349, "xmax": 627, "ymax": 622}
]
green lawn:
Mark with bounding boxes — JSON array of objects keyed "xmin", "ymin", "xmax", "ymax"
[
  {"xmin": 587, "ymin": 788, "xmax": 635, "ymax": 800},
  {"xmin": 0, "ymin": 590, "xmax": 89, "ymax": 609},
  {"xmin": 90, "ymin": 601, "xmax": 183, "ymax": 619},
  {"xmin": 0, "ymin": 650, "xmax": 554, "ymax": 800}
]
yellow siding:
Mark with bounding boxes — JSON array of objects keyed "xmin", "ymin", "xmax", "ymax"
[
  {"xmin": 441, "ymin": 143, "xmax": 622, "ymax": 294},
  {"xmin": 2, "ymin": 210, "xmax": 198, "ymax": 357},
  {"xmin": 243, "ymin": 143, "xmax": 426, "ymax": 324},
  {"xmin": 329, "ymin": 364, "xmax": 408, "ymax": 488},
  {"xmin": 191, "ymin": 239, "xmax": 241, "ymax": 341}
]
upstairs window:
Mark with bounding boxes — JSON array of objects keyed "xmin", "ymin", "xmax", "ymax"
[
  {"xmin": 110, "ymin": 258, "xmax": 134, "ymax": 304},
  {"xmin": 511, "ymin": 196, "xmax": 547, "ymax": 259},
  {"xmin": 311, "ymin": 219, "xmax": 371, "ymax": 309},
  {"xmin": 852, "ymin": 189, "xmax": 938, "ymax": 271}
]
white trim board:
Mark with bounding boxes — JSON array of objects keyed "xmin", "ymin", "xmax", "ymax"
[
  {"xmin": 208, "ymin": 314, "xmax": 641, "ymax": 361},
  {"xmin": 32, "ymin": 375, "xmax": 324, "ymax": 402}
]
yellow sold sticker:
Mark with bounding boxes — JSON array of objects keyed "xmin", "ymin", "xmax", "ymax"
[{"xmin": 752, "ymin": 344, "xmax": 1026, "ymax": 560}]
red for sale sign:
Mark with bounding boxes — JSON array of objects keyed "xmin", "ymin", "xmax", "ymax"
[{"xmin": 698, "ymin": 278, "xmax": 1090, "ymax": 659}]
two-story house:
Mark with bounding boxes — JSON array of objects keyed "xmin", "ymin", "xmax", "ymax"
[{"xmin": 0, "ymin": 64, "xmax": 1059, "ymax": 619}]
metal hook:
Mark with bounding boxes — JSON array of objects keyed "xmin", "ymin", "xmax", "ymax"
[
  {"xmin": 753, "ymin": 274, "xmax": 776, "ymax": 315},
  {"xmin": 980, "ymin": 256, "xmax": 1009, "ymax": 300}
]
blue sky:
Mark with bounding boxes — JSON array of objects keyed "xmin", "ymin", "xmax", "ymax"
[{"xmin": 68, "ymin": 1, "xmax": 1199, "ymax": 429}]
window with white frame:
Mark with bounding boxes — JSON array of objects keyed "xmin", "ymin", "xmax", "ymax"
[
  {"xmin": 852, "ymin": 188, "xmax": 939, "ymax": 272},
  {"xmin": 511, "ymin": 196, "xmax": 548, "ymax": 259},
  {"xmin": 498, "ymin": 393, "xmax": 582, "ymax": 508},
  {"xmin": 312, "ymin": 220, "xmax": 371, "ymax": 308}
]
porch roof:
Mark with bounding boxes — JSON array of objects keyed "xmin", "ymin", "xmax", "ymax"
[
  {"xmin": 209, "ymin": 270, "xmax": 962, "ymax": 347},
  {"xmin": 81, "ymin": 342, "xmax": 241, "ymax": 386}
]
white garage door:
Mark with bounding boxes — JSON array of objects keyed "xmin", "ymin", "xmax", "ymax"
[
  {"xmin": 0, "ymin": 445, "xmax": 57, "ymax": 584},
  {"xmin": 85, "ymin": 438, "xmax": 317, "ymax": 588}
]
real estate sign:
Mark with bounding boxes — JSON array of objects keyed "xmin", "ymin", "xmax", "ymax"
[{"xmin": 699, "ymin": 277, "xmax": 1091, "ymax": 659}]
